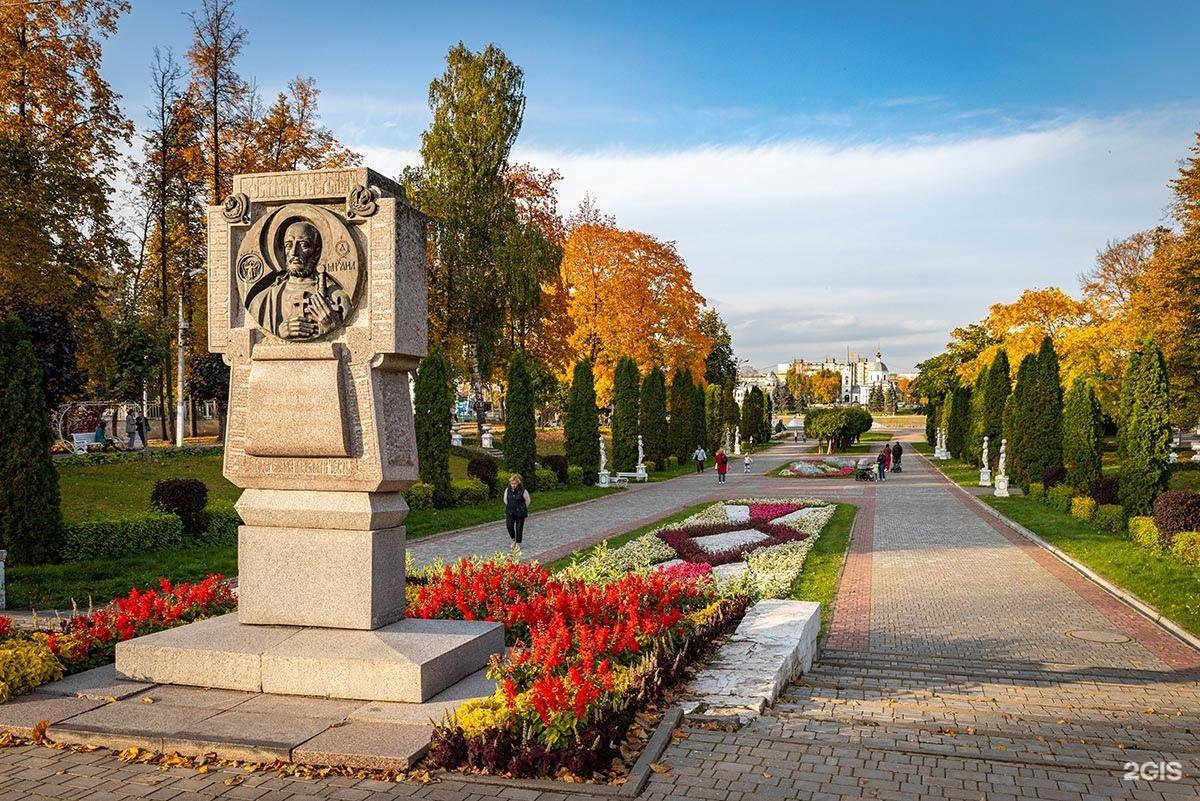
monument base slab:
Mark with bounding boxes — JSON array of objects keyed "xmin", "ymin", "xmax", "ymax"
[
  {"xmin": 116, "ymin": 613, "xmax": 504, "ymax": 703},
  {"xmin": 237, "ymin": 525, "xmax": 406, "ymax": 629}
]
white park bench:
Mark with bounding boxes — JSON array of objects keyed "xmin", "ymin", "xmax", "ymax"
[
  {"xmin": 615, "ymin": 469, "xmax": 648, "ymax": 483},
  {"xmin": 70, "ymin": 433, "xmax": 95, "ymax": 455}
]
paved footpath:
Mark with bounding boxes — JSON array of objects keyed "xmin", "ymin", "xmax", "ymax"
[{"xmin": 4, "ymin": 439, "xmax": 1199, "ymax": 799}]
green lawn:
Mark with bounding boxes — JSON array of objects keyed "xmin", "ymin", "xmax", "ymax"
[
  {"xmin": 57, "ymin": 452, "xmax": 239, "ymax": 524},
  {"xmin": 916, "ymin": 444, "xmax": 1200, "ymax": 637},
  {"xmin": 545, "ymin": 499, "xmax": 859, "ymax": 640}
]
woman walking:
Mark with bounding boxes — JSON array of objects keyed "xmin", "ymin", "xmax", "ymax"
[
  {"xmin": 503, "ymin": 473, "xmax": 531, "ymax": 545},
  {"xmin": 892, "ymin": 441, "xmax": 904, "ymax": 472},
  {"xmin": 883, "ymin": 443, "xmax": 893, "ymax": 473},
  {"xmin": 715, "ymin": 447, "xmax": 728, "ymax": 484}
]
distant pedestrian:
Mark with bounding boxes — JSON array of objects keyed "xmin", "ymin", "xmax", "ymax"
[
  {"xmin": 125, "ymin": 412, "xmax": 138, "ymax": 449},
  {"xmin": 693, "ymin": 445, "xmax": 706, "ymax": 473},
  {"xmin": 503, "ymin": 473, "xmax": 531, "ymax": 545},
  {"xmin": 743, "ymin": 453, "xmax": 754, "ymax": 473},
  {"xmin": 892, "ymin": 441, "xmax": 904, "ymax": 471},
  {"xmin": 136, "ymin": 414, "xmax": 150, "ymax": 447},
  {"xmin": 884, "ymin": 443, "xmax": 893, "ymax": 472},
  {"xmin": 715, "ymin": 448, "xmax": 728, "ymax": 484},
  {"xmin": 94, "ymin": 421, "xmax": 115, "ymax": 452},
  {"xmin": 876, "ymin": 450, "xmax": 887, "ymax": 481},
  {"xmin": 793, "ymin": 431, "xmax": 798, "ymax": 443}
]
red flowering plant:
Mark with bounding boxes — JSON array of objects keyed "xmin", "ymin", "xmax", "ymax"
[
  {"xmin": 45, "ymin": 575, "xmax": 236, "ymax": 673},
  {"xmin": 412, "ymin": 556, "xmax": 748, "ymax": 777}
]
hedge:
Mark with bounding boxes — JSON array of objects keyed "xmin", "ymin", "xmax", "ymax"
[
  {"xmin": 534, "ymin": 467, "xmax": 558, "ymax": 492},
  {"xmin": 1094, "ymin": 504, "xmax": 1126, "ymax": 533},
  {"xmin": 62, "ymin": 512, "xmax": 186, "ymax": 562},
  {"xmin": 405, "ymin": 482, "xmax": 434, "ymax": 510},
  {"xmin": 453, "ymin": 477, "xmax": 489, "ymax": 507},
  {"xmin": 1028, "ymin": 482, "xmax": 1046, "ymax": 501},
  {"xmin": 566, "ymin": 465, "xmax": 584, "ymax": 486},
  {"xmin": 1047, "ymin": 484, "xmax": 1074, "ymax": 514},
  {"xmin": 1170, "ymin": 532, "xmax": 1200, "ymax": 565},
  {"xmin": 200, "ymin": 501, "xmax": 241, "ymax": 546},
  {"xmin": 1128, "ymin": 516, "xmax": 1163, "ymax": 552},
  {"xmin": 1070, "ymin": 496, "xmax": 1096, "ymax": 521}
]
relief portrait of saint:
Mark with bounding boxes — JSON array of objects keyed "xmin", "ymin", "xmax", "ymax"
[{"xmin": 247, "ymin": 219, "xmax": 351, "ymax": 340}]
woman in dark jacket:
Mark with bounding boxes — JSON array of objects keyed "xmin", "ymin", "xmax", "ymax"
[{"xmin": 503, "ymin": 473, "xmax": 532, "ymax": 545}]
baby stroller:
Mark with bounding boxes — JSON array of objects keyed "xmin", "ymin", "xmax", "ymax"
[{"xmin": 854, "ymin": 458, "xmax": 877, "ymax": 481}]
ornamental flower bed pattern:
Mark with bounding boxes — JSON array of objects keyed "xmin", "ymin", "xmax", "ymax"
[
  {"xmin": 776, "ymin": 457, "xmax": 857, "ymax": 478},
  {"xmin": 0, "ymin": 575, "xmax": 236, "ymax": 703},
  {"xmin": 410, "ymin": 556, "xmax": 748, "ymax": 778}
]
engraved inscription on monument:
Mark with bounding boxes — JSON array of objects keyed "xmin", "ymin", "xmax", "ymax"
[{"xmin": 235, "ymin": 203, "xmax": 362, "ymax": 341}]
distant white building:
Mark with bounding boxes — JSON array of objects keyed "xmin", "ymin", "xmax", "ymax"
[{"xmin": 783, "ymin": 350, "xmax": 897, "ymax": 406}]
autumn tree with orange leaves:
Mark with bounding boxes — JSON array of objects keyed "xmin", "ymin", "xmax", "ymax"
[{"xmin": 560, "ymin": 197, "xmax": 709, "ymax": 404}]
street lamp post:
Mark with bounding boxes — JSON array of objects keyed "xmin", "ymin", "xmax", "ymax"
[{"xmin": 175, "ymin": 293, "xmax": 188, "ymax": 448}]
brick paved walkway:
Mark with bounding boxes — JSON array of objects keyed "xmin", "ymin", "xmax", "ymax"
[{"xmin": 5, "ymin": 435, "xmax": 1199, "ymax": 799}]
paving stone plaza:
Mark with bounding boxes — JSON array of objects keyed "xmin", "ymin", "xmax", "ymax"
[{"xmin": 1, "ymin": 438, "xmax": 1196, "ymax": 800}]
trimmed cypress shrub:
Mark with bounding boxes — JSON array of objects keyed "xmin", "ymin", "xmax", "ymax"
[
  {"xmin": 761, "ymin": 393, "xmax": 773, "ymax": 445},
  {"xmin": 611, "ymin": 356, "xmax": 640, "ymax": 473},
  {"xmin": 640, "ymin": 368, "xmax": 667, "ymax": 471},
  {"xmin": 666, "ymin": 367, "xmax": 695, "ymax": 462},
  {"xmin": 721, "ymin": 380, "xmax": 739, "ymax": 443},
  {"xmin": 1119, "ymin": 340, "xmax": 1171, "ymax": 516},
  {"xmin": 692, "ymin": 384, "xmax": 708, "ymax": 457},
  {"xmin": 982, "ymin": 350, "xmax": 1010, "ymax": 466},
  {"xmin": 1026, "ymin": 336, "xmax": 1064, "ymax": 486},
  {"xmin": 964, "ymin": 365, "xmax": 989, "ymax": 466},
  {"xmin": 0, "ymin": 316, "xmax": 63, "ymax": 565},
  {"xmin": 704, "ymin": 384, "xmax": 723, "ymax": 454},
  {"xmin": 741, "ymin": 387, "xmax": 764, "ymax": 450},
  {"xmin": 565, "ymin": 360, "xmax": 600, "ymax": 483},
  {"xmin": 945, "ymin": 386, "xmax": 971, "ymax": 459},
  {"xmin": 502, "ymin": 350, "xmax": 537, "ymax": 483},
  {"xmin": 1063, "ymin": 377, "xmax": 1103, "ymax": 492},
  {"xmin": 925, "ymin": 399, "xmax": 940, "ymax": 447},
  {"xmin": 414, "ymin": 347, "xmax": 455, "ymax": 508}
]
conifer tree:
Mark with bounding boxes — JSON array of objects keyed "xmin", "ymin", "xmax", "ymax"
[
  {"xmin": 742, "ymin": 387, "xmax": 764, "ymax": 449},
  {"xmin": 762, "ymin": 393, "xmax": 774, "ymax": 444},
  {"xmin": 964, "ymin": 365, "xmax": 990, "ymax": 466},
  {"xmin": 1062, "ymin": 377, "xmax": 1103, "ymax": 491},
  {"xmin": 640, "ymin": 368, "xmax": 668, "ymax": 470},
  {"xmin": 666, "ymin": 367, "xmax": 695, "ymax": 462},
  {"xmin": 502, "ymin": 350, "xmax": 537, "ymax": 482},
  {"xmin": 982, "ymin": 350, "xmax": 1010, "ymax": 469},
  {"xmin": 1119, "ymin": 340, "xmax": 1171, "ymax": 515},
  {"xmin": 945, "ymin": 386, "xmax": 971, "ymax": 459},
  {"xmin": 413, "ymin": 347, "xmax": 454, "ymax": 507},
  {"xmin": 692, "ymin": 384, "xmax": 708, "ymax": 458},
  {"xmin": 611, "ymin": 355, "xmax": 640, "ymax": 472},
  {"xmin": 868, "ymin": 384, "xmax": 884, "ymax": 412},
  {"xmin": 704, "ymin": 384, "xmax": 723, "ymax": 454},
  {"xmin": 565, "ymin": 359, "xmax": 600, "ymax": 482},
  {"xmin": 1008, "ymin": 354, "xmax": 1035, "ymax": 482},
  {"xmin": 721, "ymin": 380, "xmax": 739, "ymax": 444},
  {"xmin": 1025, "ymin": 336, "xmax": 1064, "ymax": 484},
  {"xmin": 0, "ymin": 317, "xmax": 64, "ymax": 565}
]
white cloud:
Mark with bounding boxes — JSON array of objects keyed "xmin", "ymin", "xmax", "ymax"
[{"xmin": 352, "ymin": 107, "xmax": 1196, "ymax": 371}]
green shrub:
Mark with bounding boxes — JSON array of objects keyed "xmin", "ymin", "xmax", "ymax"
[
  {"xmin": 62, "ymin": 512, "xmax": 186, "ymax": 562},
  {"xmin": 667, "ymin": 455, "xmax": 679, "ymax": 468},
  {"xmin": 200, "ymin": 502, "xmax": 241, "ymax": 546},
  {"xmin": 1118, "ymin": 340, "xmax": 1170, "ymax": 516},
  {"xmin": 1094, "ymin": 504, "xmax": 1126, "ymax": 533},
  {"xmin": 539, "ymin": 455, "xmax": 568, "ymax": 486},
  {"xmin": 404, "ymin": 482, "xmax": 434, "ymax": 510},
  {"xmin": 453, "ymin": 477, "xmax": 489, "ymax": 507},
  {"xmin": 150, "ymin": 478, "xmax": 209, "ymax": 537},
  {"xmin": 1070, "ymin": 496, "xmax": 1096, "ymax": 521},
  {"xmin": 565, "ymin": 465, "xmax": 583, "ymax": 487},
  {"xmin": 1169, "ymin": 532, "xmax": 1200, "ymax": 565},
  {"xmin": 496, "ymin": 470, "xmax": 512, "ymax": 490},
  {"xmin": 0, "ymin": 638, "xmax": 63, "ymax": 703},
  {"xmin": 1047, "ymin": 484, "xmax": 1074, "ymax": 513},
  {"xmin": 1151, "ymin": 490, "xmax": 1200, "ymax": 548},
  {"xmin": 534, "ymin": 467, "xmax": 557, "ymax": 492},
  {"xmin": 643, "ymin": 460, "xmax": 656, "ymax": 473},
  {"xmin": 611, "ymin": 356, "xmax": 641, "ymax": 473},
  {"xmin": 1028, "ymin": 482, "xmax": 1046, "ymax": 501},
  {"xmin": 1128, "ymin": 516, "xmax": 1163, "ymax": 552},
  {"xmin": 413, "ymin": 348, "xmax": 454, "ymax": 508},
  {"xmin": 467, "ymin": 456, "xmax": 500, "ymax": 496},
  {"xmin": 565, "ymin": 360, "xmax": 600, "ymax": 483}
]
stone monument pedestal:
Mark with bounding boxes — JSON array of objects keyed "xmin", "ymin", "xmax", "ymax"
[
  {"xmin": 978, "ymin": 468, "xmax": 991, "ymax": 487},
  {"xmin": 113, "ymin": 167, "xmax": 504, "ymax": 706},
  {"xmin": 994, "ymin": 475, "xmax": 1010, "ymax": 497},
  {"xmin": 596, "ymin": 469, "xmax": 611, "ymax": 487},
  {"xmin": 116, "ymin": 613, "xmax": 502, "ymax": 703}
]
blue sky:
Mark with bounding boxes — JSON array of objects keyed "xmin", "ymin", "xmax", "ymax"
[{"xmin": 104, "ymin": 1, "xmax": 1200, "ymax": 370}]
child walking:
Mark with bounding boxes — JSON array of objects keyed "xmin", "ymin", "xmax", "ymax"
[{"xmin": 743, "ymin": 453, "xmax": 753, "ymax": 473}]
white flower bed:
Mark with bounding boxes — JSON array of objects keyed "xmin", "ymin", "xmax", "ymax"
[
  {"xmin": 772, "ymin": 505, "xmax": 837, "ymax": 535},
  {"xmin": 724, "ymin": 504, "xmax": 751, "ymax": 524},
  {"xmin": 560, "ymin": 532, "xmax": 678, "ymax": 584},
  {"xmin": 743, "ymin": 539, "xmax": 818, "ymax": 599},
  {"xmin": 692, "ymin": 528, "xmax": 770, "ymax": 554}
]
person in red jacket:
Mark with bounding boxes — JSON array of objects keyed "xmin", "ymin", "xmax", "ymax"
[
  {"xmin": 715, "ymin": 447, "xmax": 728, "ymax": 484},
  {"xmin": 884, "ymin": 443, "xmax": 893, "ymax": 472}
]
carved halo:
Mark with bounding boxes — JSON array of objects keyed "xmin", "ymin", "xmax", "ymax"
[{"xmin": 234, "ymin": 203, "xmax": 363, "ymax": 339}]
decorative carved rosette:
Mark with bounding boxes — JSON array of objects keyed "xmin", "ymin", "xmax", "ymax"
[
  {"xmin": 221, "ymin": 192, "xmax": 251, "ymax": 224},
  {"xmin": 346, "ymin": 185, "xmax": 381, "ymax": 219}
]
